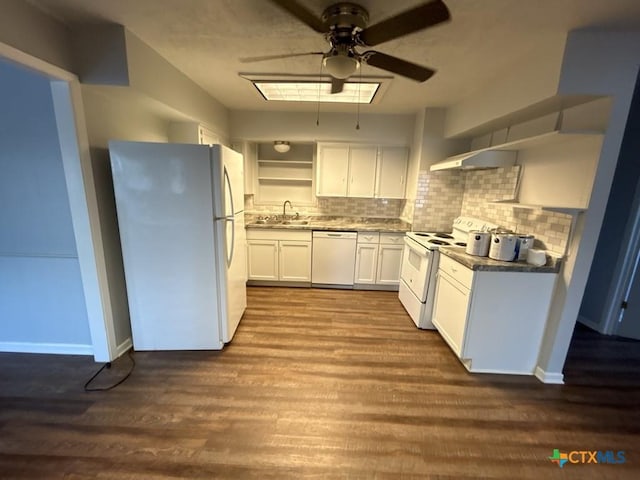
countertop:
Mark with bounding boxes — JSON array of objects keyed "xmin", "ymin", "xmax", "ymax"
[
  {"xmin": 245, "ymin": 214, "xmax": 411, "ymax": 233},
  {"xmin": 439, "ymin": 246, "xmax": 562, "ymax": 273}
]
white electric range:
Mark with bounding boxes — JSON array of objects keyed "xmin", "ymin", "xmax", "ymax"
[{"xmin": 399, "ymin": 216, "xmax": 498, "ymax": 329}]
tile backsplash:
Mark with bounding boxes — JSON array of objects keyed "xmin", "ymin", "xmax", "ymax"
[
  {"xmin": 410, "ymin": 166, "xmax": 573, "ymax": 255},
  {"xmin": 245, "ymin": 195, "xmax": 404, "ymax": 218},
  {"xmin": 412, "ymin": 170, "xmax": 464, "ymax": 231}
]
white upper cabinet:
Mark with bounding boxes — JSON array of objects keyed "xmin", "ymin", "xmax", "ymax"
[
  {"xmin": 316, "ymin": 144, "xmax": 350, "ymax": 196},
  {"xmin": 375, "ymin": 147, "xmax": 408, "ymax": 199},
  {"xmin": 316, "ymin": 143, "xmax": 408, "ymax": 199},
  {"xmin": 348, "ymin": 146, "xmax": 378, "ymax": 197}
]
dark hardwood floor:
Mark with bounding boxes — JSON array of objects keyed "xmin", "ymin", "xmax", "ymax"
[{"xmin": 1, "ymin": 286, "xmax": 639, "ymax": 479}]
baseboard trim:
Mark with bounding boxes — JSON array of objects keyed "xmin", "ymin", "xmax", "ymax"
[
  {"xmin": 0, "ymin": 341, "xmax": 93, "ymax": 356},
  {"xmin": 534, "ymin": 366, "xmax": 564, "ymax": 384},
  {"xmin": 577, "ymin": 315, "xmax": 604, "ymax": 333},
  {"xmin": 353, "ymin": 284, "xmax": 399, "ymax": 291},
  {"xmin": 247, "ymin": 280, "xmax": 311, "ymax": 288},
  {"xmin": 115, "ymin": 337, "xmax": 133, "ymax": 358}
]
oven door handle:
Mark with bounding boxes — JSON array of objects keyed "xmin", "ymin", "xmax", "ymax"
[{"xmin": 404, "ymin": 236, "xmax": 430, "ymax": 258}]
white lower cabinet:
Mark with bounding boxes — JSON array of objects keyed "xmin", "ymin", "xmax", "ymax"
[
  {"xmin": 279, "ymin": 241, "xmax": 312, "ymax": 282},
  {"xmin": 376, "ymin": 244, "xmax": 404, "ymax": 285},
  {"xmin": 246, "ymin": 229, "xmax": 311, "ymax": 284},
  {"xmin": 355, "ymin": 244, "xmax": 379, "ymax": 284},
  {"xmin": 246, "ymin": 239, "xmax": 279, "ymax": 281},
  {"xmin": 432, "ymin": 254, "xmax": 557, "ymax": 375},
  {"xmin": 354, "ymin": 232, "xmax": 404, "ymax": 290}
]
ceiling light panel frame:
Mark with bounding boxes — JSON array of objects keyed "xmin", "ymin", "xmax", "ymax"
[{"xmin": 241, "ymin": 74, "xmax": 391, "ymax": 105}]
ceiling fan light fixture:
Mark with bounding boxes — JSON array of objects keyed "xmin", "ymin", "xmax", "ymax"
[
  {"xmin": 323, "ymin": 54, "xmax": 360, "ymax": 79},
  {"xmin": 273, "ymin": 141, "xmax": 291, "ymax": 153}
]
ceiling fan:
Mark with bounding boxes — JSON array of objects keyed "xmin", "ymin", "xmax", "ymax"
[{"xmin": 241, "ymin": 0, "xmax": 451, "ymax": 94}]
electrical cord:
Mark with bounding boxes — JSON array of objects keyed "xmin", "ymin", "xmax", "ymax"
[{"xmin": 84, "ymin": 349, "xmax": 135, "ymax": 392}]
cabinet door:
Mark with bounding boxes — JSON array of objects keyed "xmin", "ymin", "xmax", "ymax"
[
  {"xmin": 246, "ymin": 240, "xmax": 278, "ymax": 281},
  {"xmin": 375, "ymin": 244, "xmax": 403, "ymax": 285},
  {"xmin": 355, "ymin": 244, "xmax": 379, "ymax": 284},
  {"xmin": 376, "ymin": 147, "xmax": 408, "ymax": 199},
  {"xmin": 348, "ymin": 146, "xmax": 378, "ymax": 198},
  {"xmin": 316, "ymin": 144, "xmax": 349, "ymax": 196},
  {"xmin": 279, "ymin": 241, "xmax": 312, "ymax": 282},
  {"xmin": 432, "ymin": 272, "xmax": 471, "ymax": 356}
]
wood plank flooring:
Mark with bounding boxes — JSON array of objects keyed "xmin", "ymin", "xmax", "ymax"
[{"xmin": 1, "ymin": 286, "xmax": 639, "ymax": 479}]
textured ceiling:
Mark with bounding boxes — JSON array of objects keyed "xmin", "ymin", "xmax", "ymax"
[{"xmin": 30, "ymin": 0, "xmax": 640, "ymax": 114}]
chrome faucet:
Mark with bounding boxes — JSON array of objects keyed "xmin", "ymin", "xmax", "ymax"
[{"xmin": 283, "ymin": 200, "xmax": 292, "ymax": 219}]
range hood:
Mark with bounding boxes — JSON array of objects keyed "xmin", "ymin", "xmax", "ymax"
[{"xmin": 430, "ymin": 150, "xmax": 517, "ymax": 171}]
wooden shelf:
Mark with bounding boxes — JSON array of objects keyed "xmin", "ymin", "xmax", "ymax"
[
  {"xmin": 489, "ymin": 200, "xmax": 586, "ymax": 215},
  {"xmin": 432, "ymin": 129, "xmax": 604, "ymax": 171},
  {"xmin": 258, "ymin": 159, "xmax": 313, "ymax": 165},
  {"xmin": 258, "ymin": 177, "xmax": 312, "ymax": 183},
  {"xmin": 483, "ymin": 129, "xmax": 602, "ymax": 152}
]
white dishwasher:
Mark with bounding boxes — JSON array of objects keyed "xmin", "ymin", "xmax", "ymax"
[{"xmin": 312, "ymin": 231, "xmax": 357, "ymax": 287}]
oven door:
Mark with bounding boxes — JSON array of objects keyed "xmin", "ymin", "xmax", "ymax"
[{"xmin": 400, "ymin": 236, "xmax": 434, "ymax": 302}]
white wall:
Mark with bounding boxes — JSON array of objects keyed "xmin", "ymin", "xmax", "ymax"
[
  {"xmin": 0, "ymin": 0, "xmax": 73, "ymax": 72},
  {"xmin": 229, "ymin": 110, "xmax": 415, "ymax": 145},
  {"xmin": 125, "ymin": 31, "xmax": 230, "ymax": 144},
  {"xmin": 0, "ymin": 59, "xmax": 91, "ymax": 353},
  {"xmin": 536, "ymin": 31, "xmax": 640, "ymax": 380},
  {"xmin": 444, "ymin": 36, "xmax": 566, "ymax": 138}
]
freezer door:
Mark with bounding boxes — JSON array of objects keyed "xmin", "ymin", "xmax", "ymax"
[{"xmin": 212, "ymin": 144, "xmax": 245, "ymax": 218}]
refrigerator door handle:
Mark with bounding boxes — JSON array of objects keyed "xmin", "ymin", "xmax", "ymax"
[
  {"xmin": 214, "ymin": 216, "xmax": 235, "ymax": 268},
  {"xmin": 224, "ymin": 166, "xmax": 235, "ymax": 217},
  {"xmin": 227, "ymin": 216, "xmax": 235, "ymax": 268}
]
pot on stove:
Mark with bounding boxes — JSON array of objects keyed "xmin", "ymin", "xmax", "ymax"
[
  {"xmin": 465, "ymin": 231, "xmax": 491, "ymax": 257},
  {"xmin": 516, "ymin": 234, "xmax": 535, "ymax": 261},
  {"xmin": 489, "ymin": 233, "xmax": 518, "ymax": 261}
]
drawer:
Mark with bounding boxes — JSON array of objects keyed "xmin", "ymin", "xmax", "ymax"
[
  {"xmin": 438, "ymin": 254, "xmax": 474, "ymax": 289},
  {"xmin": 357, "ymin": 232, "xmax": 379, "ymax": 244},
  {"xmin": 380, "ymin": 232, "xmax": 405, "ymax": 245},
  {"xmin": 246, "ymin": 228, "xmax": 312, "ymax": 242}
]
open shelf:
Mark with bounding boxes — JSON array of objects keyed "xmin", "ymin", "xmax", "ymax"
[
  {"xmin": 258, "ymin": 159, "xmax": 313, "ymax": 165},
  {"xmin": 489, "ymin": 200, "xmax": 586, "ymax": 215},
  {"xmin": 258, "ymin": 177, "xmax": 312, "ymax": 183}
]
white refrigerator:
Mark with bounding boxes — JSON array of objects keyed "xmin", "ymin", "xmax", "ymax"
[{"xmin": 109, "ymin": 141, "xmax": 247, "ymax": 350}]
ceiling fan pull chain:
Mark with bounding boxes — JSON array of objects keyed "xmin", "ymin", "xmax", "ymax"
[
  {"xmin": 356, "ymin": 65, "xmax": 362, "ymax": 130},
  {"xmin": 316, "ymin": 59, "xmax": 323, "ymax": 126}
]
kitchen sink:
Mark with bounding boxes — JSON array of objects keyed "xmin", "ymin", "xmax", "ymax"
[
  {"xmin": 254, "ymin": 219, "xmax": 279, "ymax": 225},
  {"xmin": 252, "ymin": 217, "xmax": 310, "ymax": 225},
  {"xmin": 281, "ymin": 220, "xmax": 309, "ymax": 225}
]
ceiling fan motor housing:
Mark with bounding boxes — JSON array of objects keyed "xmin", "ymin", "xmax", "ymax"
[{"xmin": 322, "ymin": 2, "xmax": 369, "ymax": 46}]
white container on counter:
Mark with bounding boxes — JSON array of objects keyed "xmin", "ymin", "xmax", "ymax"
[
  {"xmin": 526, "ymin": 248, "xmax": 547, "ymax": 266},
  {"xmin": 489, "ymin": 233, "xmax": 518, "ymax": 261},
  {"xmin": 465, "ymin": 231, "xmax": 491, "ymax": 256}
]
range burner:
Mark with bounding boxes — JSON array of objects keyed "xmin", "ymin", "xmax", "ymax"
[
  {"xmin": 428, "ymin": 239, "xmax": 449, "ymax": 246},
  {"xmin": 433, "ymin": 233, "xmax": 454, "ymax": 239},
  {"xmin": 455, "ymin": 242, "xmax": 467, "ymax": 247},
  {"xmin": 414, "ymin": 233, "xmax": 431, "ymax": 237}
]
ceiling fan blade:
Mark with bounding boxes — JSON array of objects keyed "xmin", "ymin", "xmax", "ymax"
[
  {"xmin": 358, "ymin": 0, "xmax": 451, "ymax": 47},
  {"xmin": 331, "ymin": 77, "xmax": 345, "ymax": 94},
  {"xmin": 240, "ymin": 51, "xmax": 324, "ymax": 63},
  {"xmin": 362, "ymin": 51, "xmax": 436, "ymax": 82},
  {"xmin": 269, "ymin": 0, "xmax": 326, "ymax": 33}
]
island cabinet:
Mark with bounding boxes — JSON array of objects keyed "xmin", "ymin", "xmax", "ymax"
[
  {"xmin": 354, "ymin": 232, "xmax": 404, "ymax": 290},
  {"xmin": 246, "ymin": 229, "xmax": 312, "ymax": 285},
  {"xmin": 316, "ymin": 143, "xmax": 408, "ymax": 199},
  {"xmin": 431, "ymin": 254, "xmax": 557, "ymax": 375}
]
